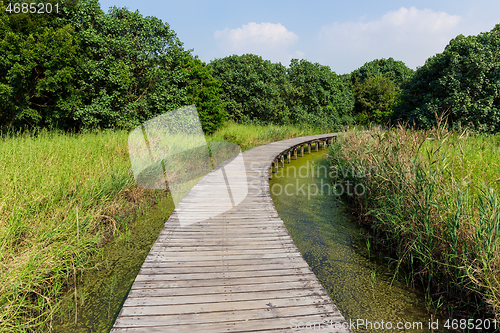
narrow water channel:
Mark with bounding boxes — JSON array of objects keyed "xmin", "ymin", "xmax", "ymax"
[{"xmin": 270, "ymin": 149, "xmax": 448, "ymax": 333}]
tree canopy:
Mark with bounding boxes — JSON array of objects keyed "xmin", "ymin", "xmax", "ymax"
[
  {"xmin": 286, "ymin": 59, "xmax": 353, "ymax": 127},
  {"xmin": 350, "ymin": 57, "xmax": 414, "ymax": 87},
  {"xmin": 394, "ymin": 25, "xmax": 500, "ymax": 132},
  {"xmin": 3, "ymin": 1, "xmax": 498, "ymax": 134},
  {"xmin": 0, "ymin": 0, "xmax": 226, "ymax": 133},
  {"xmin": 210, "ymin": 54, "xmax": 293, "ymax": 124},
  {"xmin": 349, "ymin": 58, "xmax": 413, "ymax": 125},
  {"xmin": 210, "ymin": 55, "xmax": 353, "ymax": 128}
]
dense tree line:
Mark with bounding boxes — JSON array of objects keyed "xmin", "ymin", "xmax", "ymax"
[
  {"xmin": 0, "ymin": 0, "xmax": 226, "ymax": 133},
  {"xmin": 210, "ymin": 55, "xmax": 353, "ymax": 128},
  {"xmin": 1, "ymin": 0, "xmax": 499, "ymax": 133},
  {"xmin": 346, "ymin": 25, "xmax": 500, "ymax": 133},
  {"xmin": 394, "ymin": 24, "xmax": 500, "ymax": 132}
]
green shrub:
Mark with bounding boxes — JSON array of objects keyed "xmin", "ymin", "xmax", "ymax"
[
  {"xmin": 349, "ymin": 58, "xmax": 413, "ymax": 125},
  {"xmin": 352, "ymin": 74, "xmax": 397, "ymax": 124}
]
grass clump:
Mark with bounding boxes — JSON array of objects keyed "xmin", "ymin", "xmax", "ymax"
[
  {"xmin": 0, "ymin": 128, "xmax": 166, "ymax": 332},
  {"xmin": 329, "ymin": 124, "xmax": 500, "ymax": 320}
]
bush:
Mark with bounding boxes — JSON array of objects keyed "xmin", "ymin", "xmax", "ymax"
[
  {"xmin": 352, "ymin": 74, "xmax": 397, "ymax": 124},
  {"xmin": 349, "ymin": 58, "xmax": 413, "ymax": 125}
]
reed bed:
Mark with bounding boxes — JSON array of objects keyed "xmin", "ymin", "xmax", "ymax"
[
  {"xmin": 329, "ymin": 124, "xmax": 500, "ymax": 319},
  {"xmin": 0, "ymin": 128, "xmax": 168, "ymax": 332}
]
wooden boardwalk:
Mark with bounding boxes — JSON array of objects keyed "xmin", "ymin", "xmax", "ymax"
[{"xmin": 111, "ymin": 134, "xmax": 352, "ymax": 333}]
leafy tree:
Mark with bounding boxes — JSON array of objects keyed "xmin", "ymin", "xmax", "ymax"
[
  {"xmin": 64, "ymin": 1, "xmax": 192, "ymax": 129},
  {"xmin": 352, "ymin": 74, "xmax": 397, "ymax": 124},
  {"xmin": 210, "ymin": 55, "xmax": 353, "ymax": 128},
  {"xmin": 349, "ymin": 58, "xmax": 413, "ymax": 125},
  {"xmin": 350, "ymin": 57, "xmax": 413, "ymax": 87},
  {"xmin": 0, "ymin": 0, "xmax": 226, "ymax": 133},
  {"xmin": 210, "ymin": 54, "xmax": 293, "ymax": 124},
  {"xmin": 183, "ymin": 56, "xmax": 226, "ymax": 134},
  {"xmin": 394, "ymin": 25, "xmax": 500, "ymax": 132},
  {"xmin": 0, "ymin": 0, "xmax": 81, "ymax": 128},
  {"xmin": 286, "ymin": 59, "xmax": 354, "ymax": 127}
]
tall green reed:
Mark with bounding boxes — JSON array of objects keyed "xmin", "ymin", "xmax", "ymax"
[
  {"xmin": 0, "ymin": 129, "xmax": 165, "ymax": 332},
  {"xmin": 329, "ymin": 124, "xmax": 500, "ymax": 319}
]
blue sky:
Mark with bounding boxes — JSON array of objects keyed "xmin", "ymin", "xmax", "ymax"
[{"xmin": 98, "ymin": 0, "xmax": 499, "ymax": 74}]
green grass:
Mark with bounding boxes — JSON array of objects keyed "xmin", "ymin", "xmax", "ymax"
[
  {"xmin": 0, "ymin": 128, "xmax": 168, "ymax": 332},
  {"xmin": 0, "ymin": 121, "xmax": 330, "ymax": 332},
  {"xmin": 329, "ymin": 124, "xmax": 500, "ymax": 320}
]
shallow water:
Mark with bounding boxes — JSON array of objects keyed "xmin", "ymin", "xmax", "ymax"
[
  {"xmin": 270, "ymin": 150, "xmax": 449, "ymax": 333},
  {"xmin": 53, "ymin": 195, "xmax": 175, "ymax": 333}
]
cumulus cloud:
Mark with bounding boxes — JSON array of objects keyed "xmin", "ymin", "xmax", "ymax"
[
  {"xmin": 214, "ymin": 22, "xmax": 300, "ymax": 65},
  {"xmin": 319, "ymin": 7, "xmax": 462, "ymax": 73}
]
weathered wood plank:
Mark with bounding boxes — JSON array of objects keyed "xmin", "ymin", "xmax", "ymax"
[
  {"xmin": 113, "ymin": 303, "xmax": 341, "ymax": 327},
  {"xmin": 134, "ymin": 267, "xmax": 314, "ymax": 282},
  {"xmin": 111, "ymin": 314, "xmax": 347, "ymax": 333},
  {"xmin": 130, "ymin": 274, "xmax": 319, "ymax": 289},
  {"xmin": 123, "ymin": 288, "xmax": 329, "ymax": 306},
  {"xmin": 127, "ymin": 281, "xmax": 328, "ymax": 298},
  {"xmin": 140, "ymin": 256, "xmax": 309, "ymax": 268}
]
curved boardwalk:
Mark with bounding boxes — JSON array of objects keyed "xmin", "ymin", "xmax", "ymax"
[{"xmin": 111, "ymin": 134, "xmax": 352, "ymax": 333}]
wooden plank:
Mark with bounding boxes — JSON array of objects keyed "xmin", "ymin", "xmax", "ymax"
[
  {"xmin": 130, "ymin": 274, "xmax": 319, "ymax": 290},
  {"xmin": 150, "ymin": 240, "xmax": 296, "ymax": 247},
  {"xmin": 138, "ymin": 262, "xmax": 312, "ymax": 273},
  {"xmin": 113, "ymin": 303, "xmax": 341, "ymax": 327},
  {"xmin": 119, "ymin": 295, "xmax": 334, "ymax": 316},
  {"xmin": 127, "ymin": 281, "xmax": 328, "ymax": 298},
  {"xmin": 123, "ymin": 288, "xmax": 329, "ymax": 307},
  {"xmin": 143, "ymin": 253, "xmax": 304, "ymax": 262},
  {"xmin": 140, "ymin": 256, "xmax": 310, "ymax": 268},
  {"xmin": 150, "ymin": 243, "xmax": 298, "ymax": 250},
  {"xmin": 111, "ymin": 314, "xmax": 348, "ymax": 333},
  {"xmin": 112, "ymin": 133, "xmax": 351, "ymax": 333},
  {"xmin": 134, "ymin": 267, "xmax": 314, "ymax": 282}
]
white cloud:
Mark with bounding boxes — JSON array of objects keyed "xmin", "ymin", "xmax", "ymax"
[
  {"xmin": 214, "ymin": 22, "xmax": 301, "ymax": 64},
  {"xmin": 319, "ymin": 7, "xmax": 462, "ymax": 73}
]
